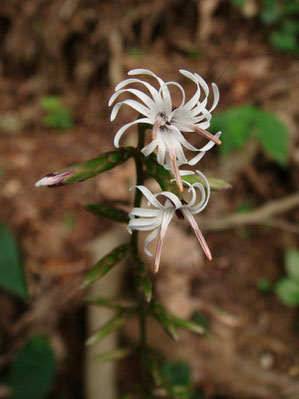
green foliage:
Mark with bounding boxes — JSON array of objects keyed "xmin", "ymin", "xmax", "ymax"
[
  {"xmin": 151, "ymin": 359, "xmax": 202, "ymax": 399},
  {"xmin": 86, "ymin": 313, "xmax": 134, "ymax": 346},
  {"xmin": 231, "ymin": 0, "xmax": 299, "ymax": 54},
  {"xmin": 254, "ymin": 109, "xmax": 290, "ymax": 166},
  {"xmin": 257, "ymin": 278, "xmax": 272, "ymax": 292},
  {"xmin": 182, "ymin": 175, "xmax": 232, "ymax": 191},
  {"xmin": 150, "ymin": 300, "xmax": 207, "ymax": 340},
  {"xmin": 210, "ymin": 105, "xmax": 290, "ymax": 166},
  {"xmin": 275, "ymin": 249, "xmax": 299, "ymax": 306},
  {"xmin": 40, "ymin": 96, "xmax": 73, "ymax": 130},
  {"xmin": 0, "ymin": 223, "xmax": 28, "ymax": 299},
  {"xmin": 84, "ymin": 203, "xmax": 129, "ymax": 223},
  {"xmin": 236, "ymin": 202, "xmax": 253, "ymax": 213},
  {"xmin": 94, "ymin": 347, "xmax": 131, "ymax": 363},
  {"xmin": 128, "ymin": 47, "xmax": 144, "ymax": 59},
  {"xmin": 40, "ymin": 147, "xmax": 135, "ymax": 187},
  {"xmin": 9, "ymin": 335, "xmax": 56, "ymax": 399},
  {"xmin": 63, "ymin": 211, "xmax": 76, "ymax": 229},
  {"xmin": 285, "ymin": 249, "xmax": 299, "ymax": 283},
  {"xmin": 160, "ymin": 361, "xmax": 190, "ymax": 388},
  {"xmin": 81, "ymin": 244, "xmax": 130, "ymax": 288},
  {"xmin": 132, "ymin": 255, "xmax": 152, "ymax": 303}
]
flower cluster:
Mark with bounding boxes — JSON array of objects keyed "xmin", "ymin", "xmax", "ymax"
[{"xmin": 110, "ymin": 69, "xmax": 221, "ymax": 272}]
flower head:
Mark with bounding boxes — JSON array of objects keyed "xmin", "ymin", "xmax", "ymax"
[
  {"xmin": 109, "ymin": 69, "xmax": 221, "ymax": 192},
  {"xmin": 127, "ymin": 170, "xmax": 211, "ymax": 273}
]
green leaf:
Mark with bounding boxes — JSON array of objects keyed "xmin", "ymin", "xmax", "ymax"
[
  {"xmin": 0, "ymin": 224, "xmax": 28, "ymax": 299},
  {"xmin": 270, "ymin": 28, "xmax": 299, "ymax": 53},
  {"xmin": 82, "ymin": 244, "xmax": 130, "ymax": 288},
  {"xmin": 94, "ymin": 347, "xmax": 131, "ymax": 363},
  {"xmin": 132, "ymin": 255, "xmax": 152, "ymax": 303},
  {"xmin": 36, "ymin": 147, "xmax": 135, "ymax": 187},
  {"xmin": 9, "ymin": 335, "xmax": 56, "ymax": 399},
  {"xmin": 257, "ymin": 278, "xmax": 272, "ymax": 292},
  {"xmin": 254, "ymin": 109, "xmax": 290, "ymax": 165},
  {"xmin": 151, "ymin": 301, "xmax": 178, "ymax": 340},
  {"xmin": 40, "ymin": 96, "xmax": 73, "ymax": 130},
  {"xmin": 169, "ymin": 314, "xmax": 206, "ymax": 335},
  {"xmin": 260, "ymin": 0, "xmax": 281, "ymax": 25},
  {"xmin": 285, "ymin": 249, "xmax": 299, "ymax": 283},
  {"xmin": 182, "ymin": 175, "xmax": 232, "ymax": 191},
  {"xmin": 209, "ymin": 105, "xmax": 255, "ymax": 156},
  {"xmin": 275, "ymin": 278, "xmax": 299, "ymax": 307},
  {"xmin": 160, "ymin": 361, "xmax": 190, "ymax": 387},
  {"xmin": 87, "ymin": 297, "xmax": 136, "ymax": 311},
  {"xmin": 84, "ymin": 203, "xmax": 129, "ymax": 223},
  {"xmin": 144, "ymin": 155, "xmax": 173, "ymax": 191},
  {"xmin": 86, "ymin": 314, "xmax": 133, "ymax": 345}
]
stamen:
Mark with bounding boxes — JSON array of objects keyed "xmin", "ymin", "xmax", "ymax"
[
  {"xmin": 154, "ymin": 232, "xmax": 165, "ymax": 273},
  {"xmin": 194, "ymin": 126, "xmax": 222, "ymax": 145},
  {"xmin": 152, "ymin": 120, "xmax": 161, "ymax": 140},
  {"xmin": 186, "ymin": 211, "xmax": 212, "ymax": 260},
  {"xmin": 169, "ymin": 148, "xmax": 183, "ymax": 192}
]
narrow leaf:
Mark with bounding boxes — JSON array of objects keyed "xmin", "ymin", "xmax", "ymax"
[
  {"xmin": 9, "ymin": 335, "xmax": 56, "ymax": 399},
  {"xmin": 0, "ymin": 223, "xmax": 28, "ymax": 299},
  {"xmin": 169, "ymin": 314, "xmax": 206, "ymax": 335},
  {"xmin": 82, "ymin": 244, "xmax": 130, "ymax": 288},
  {"xmin": 35, "ymin": 147, "xmax": 134, "ymax": 187},
  {"xmin": 132, "ymin": 255, "xmax": 152, "ymax": 302},
  {"xmin": 94, "ymin": 347, "xmax": 131, "ymax": 363},
  {"xmin": 84, "ymin": 203, "xmax": 129, "ymax": 223},
  {"xmin": 87, "ymin": 297, "xmax": 136, "ymax": 311},
  {"xmin": 151, "ymin": 301, "xmax": 178, "ymax": 340},
  {"xmin": 86, "ymin": 314, "xmax": 133, "ymax": 345},
  {"xmin": 182, "ymin": 175, "xmax": 232, "ymax": 191}
]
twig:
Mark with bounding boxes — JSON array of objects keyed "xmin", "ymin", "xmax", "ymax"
[{"xmin": 198, "ymin": 191, "xmax": 299, "ymax": 232}]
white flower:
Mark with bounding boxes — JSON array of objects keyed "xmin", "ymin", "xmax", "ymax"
[
  {"xmin": 127, "ymin": 170, "xmax": 211, "ymax": 273},
  {"xmin": 109, "ymin": 69, "xmax": 221, "ymax": 192}
]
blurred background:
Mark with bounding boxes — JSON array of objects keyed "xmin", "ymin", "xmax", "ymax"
[{"xmin": 0, "ymin": 0, "xmax": 299, "ymax": 398}]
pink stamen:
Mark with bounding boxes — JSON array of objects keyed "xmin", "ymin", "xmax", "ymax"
[
  {"xmin": 187, "ymin": 212, "xmax": 212, "ymax": 260},
  {"xmin": 194, "ymin": 126, "xmax": 222, "ymax": 145},
  {"xmin": 169, "ymin": 148, "xmax": 183, "ymax": 192},
  {"xmin": 152, "ymin": 120, "xmax": 161, "ymax": 141},
  {"xmin": 154, "ymin": 232, "xmax": 165, "ymax": 273}
]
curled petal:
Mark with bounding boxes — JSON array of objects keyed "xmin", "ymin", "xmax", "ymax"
[
  {"xmin": 113, "ymin": 118, "xmax": 151, "ymax": 147},
  {"xmin": 144, "ymin": 228, "xmax": 160, "ymax": 256},
  {"xmin": 128, "ymin": 69, "xmax": 165, "ymax": 87},
  {"xmin": 115, "ymin": 78, "xmax": 162, "ymax": 104},
  {"xmin": 110, "ymin": 99, "xmax": 152, "ymax": 121},
  {"xmin": 109, "ymin": 88, "xmax": 158, "ymax": 112}
]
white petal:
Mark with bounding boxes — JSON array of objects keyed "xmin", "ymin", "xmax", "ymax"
[
  {"xmin": 154, "ymin": 208, "xmax": 174, "ymax": 272},
  {"xmin": 163, "ymin": 81, "xmax": 186, "ymax": 108},
  {"xmin": 113, "ymin": 117, "xmax": 151, "ymax": 147},
  {"xmin": 128, "ymin": 69, "xmax": 165, "ymax": 87},
  {"xmin": 115, "ymin": 78, "xmax": 162, "ymax": 104},
  {"xmin": 109, "ymin": 88, "xmax": 158, "ymax": 113},
  {"xmin": 110, "ymin": 99, "xmax": 152, "ymax": 121},
  {"xmin": 141, "ymin": 140, "xmax": 158, "ymax": 157},
  {"xmin": 154, "ymin": 191, "xmax": 182, "ymax": 209},
  {"xmin": 130, "ymin": 185, "xmax": 164, "ymax": 208},
  {"xmin": 129, "ymin": 208, "xmax": 161, "ymax": 217},
  {"xmin": 144, "ymin": 228, "xmax": 160, "ymax": 256}
]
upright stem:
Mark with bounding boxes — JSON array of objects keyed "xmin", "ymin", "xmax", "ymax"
[{"xmin": 131, "ymin": 123, "xmax": 151, "ymax": 397}]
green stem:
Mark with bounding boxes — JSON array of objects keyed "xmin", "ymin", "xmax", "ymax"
[{"xmin": 131, "ymin": 123, "xmax": 151, "ymax": 397}]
